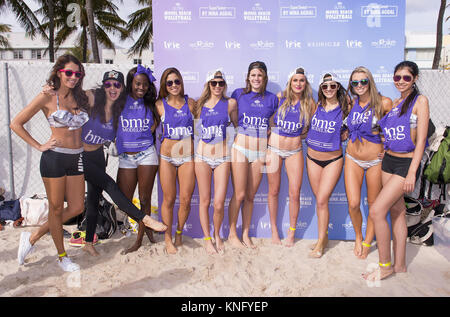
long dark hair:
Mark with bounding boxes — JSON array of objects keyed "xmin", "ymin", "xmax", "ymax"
[
  {"xmin": 157, "ymin": 67, "xmax": 185, "ymax": 100},
  {"xmin": 318, "ymin": 74, "xmax": 349, "ymax": 118},
  {"xmin": 47, "ymin": 54, "xmax": 88, "ymax": 111},
  {"xmin": 243, "ymin": 61, "xmax": 268, "ymax": 98},
  {"xmin": 90, "ymin": 86, "xmax": 127, "ymax": 131},
  {"xmin": 125, "ymin": 66, "xmax": 160, "ymax": 127},
  {"xmin": 394, "ymin": 61, "xmax": 420, "ymax": 116}
]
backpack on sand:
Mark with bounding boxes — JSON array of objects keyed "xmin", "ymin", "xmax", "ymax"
[
  {"xmin": 408, "ymin": 204, "xmax": 448, "ymax": 246},
  {"xmin": 420, "ymin": 126, "xmax": 450, "ymax": 201},
  {"xmin": 77, "ymin": 195, "xmax": 117, "ymax": 240}
]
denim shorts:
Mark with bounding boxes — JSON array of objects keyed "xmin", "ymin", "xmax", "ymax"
[{"xmin": 118, "ymin": 145, "xmax": 159, "ymax": 168}]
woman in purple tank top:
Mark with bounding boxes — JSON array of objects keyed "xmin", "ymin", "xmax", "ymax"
[
  {"xmin": 305, "ymin": 73, "xmax": 349, "ymax": 258},
  {"xmin": 363, "ymin": 61, "xmax": 429, "ymax": 282},
  {"xmin": 266, "ymin": 67, "xmax": 315, "ymax": 247},
  {"xmin": 344, "ymin": 66, "xmax": 392, "ymax": 259},
  {"xmin": 156, "ymin": 67, "xmax": 196, "ymax": 254},
  {"xmin": 116, "ymin": 65, "xmax": 165, "ymax": 254},
  {"xmin": 194, "ymin": 70, "xmax": 237, "ymax": 254},
  {"xmin": 228, "ymin": 61, "xmax": 278, "ymax": 249}
]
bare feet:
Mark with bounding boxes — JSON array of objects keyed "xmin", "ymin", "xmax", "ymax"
[
  {"xmin": 394, "ymin": 265, "xmax": 407, "ymax": 273},
  {"xmin": 122, "ymin": 241, "xmax": 142, "ymax": 255},
  {"xmin": 354, "ymin": 238, "xmax": 363, "ymax": 257},
  {"xmin": 174, "ymin": 230, "xmax": 183, "ymax": 247},
  {"xmin": 142, "ymin": 215, "xmax": 167, "ymax": 232},
  {"xmin": 284, "ymin": 229, "xmax": 296, "ymax": 247},
  {"xmin": 308, "ymin": 236, "xmax": 328, "ymax": 258},
  {"xmin": 144, "ymin": 227, "xmax": 156, "ymax": 243},
  {"xmin": 165, "ymin": 240, "xmax": 178, "ymax": 255},
  {"xmin": 83, "ymin": 243, "xmax": 100, "ymax": 256},
  {"xmin": 204, "ymin": 238, "xmax": 218, "ymax": 255},
  {"xmin": 242, "ymin": 235, "xmax": 257, "ymax": 249},
  {"xmin": 271, "ymin": 234, "xmax": 282, "ymax": 245},
  {"xmin": 215, "ymin": 235, "xmax": 225, "ymax": 254},
  {"xmin": 362, "ymin": 265, "xmax": 395, "ymax": 281},
  {"xmin": 358, "ymin": 242, "xmax": 372, "ymax": 259},
  {"xmin": 228, "ymin": 235, "xmax": 245, "ymax": 249}
]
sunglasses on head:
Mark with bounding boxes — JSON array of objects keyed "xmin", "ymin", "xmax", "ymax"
[
  {"xmin": 104, "ymin": 81, "xmax": 122, "ymax": 89},
  {"xmin": 210, "ymin": 80, "xmax": 225, "ymax": 87},
  {"xmin": 59, "ymin": 69, "xmax": 83, "ymax": 78},
  {"xmin": 350, "ymin": 79, "xmax": 369, "ymax": 87},
  {"xmin": 321, "ymin": 83, "xmax": 338, "ymax": 90},
  {"xmin": 166, "ymin": 79, "xmax": 181, "ymax": 87},
  {"xmin": 393, "ymin": 75, "xmax": 412, "ymax": 82}
]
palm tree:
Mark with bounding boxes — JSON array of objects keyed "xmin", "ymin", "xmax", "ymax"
[
  {"xmin": 86, "ymin": 0, "xmax": 100, "ymax": 63},
  {"xmin": 0, "ymin": 23, "xmax": 11, "ymax": 49},
  {"xmin": 0, "ymin": 0, "xmax": 45, "ymax": 39},
  {"xmin": 36, "ymin": 0, "xmax": 130, "ymax": 63},
  {"xmin": 433, "ymin": 0, "xmax": 447, "ymax": 69},
  {"xmin": 126, "ymin": 0, "xmax": 152, "ymax": 57}
]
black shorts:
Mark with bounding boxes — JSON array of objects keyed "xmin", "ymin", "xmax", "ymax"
[
  {"xmin": 40, "ymin": 149, "xmax": 84, "ymax": 178},
  {"xmin": 381, "ymin": 152, "xmax": 420, "ymax": 180}
]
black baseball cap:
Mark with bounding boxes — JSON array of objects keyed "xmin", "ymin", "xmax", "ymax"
[
  {"xmin": 248, "ymin": 61, "xmax": 267, "ymax": 74},
  {"xmin": 102, "ymin": 70, "xmax": 125, "ymax": 85}
]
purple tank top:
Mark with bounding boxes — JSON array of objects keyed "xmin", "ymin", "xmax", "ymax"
[
  {"xmin": 199, "ymin": 98, "xmax": 229, "ymax": 144},
  {"xmin": 161, "ymin": 95, "xmax": 194, "ymax": 141},
  {"xmin": 306, "ymin": 104, "xmax": 343, "ymax": 152},
  {"xmin": 272, "ymin": 98, "xmax": 305, "ymax": 137},
  {"xmin": 116, "ymin": 95, "xmax": 154, "ymax": 154},
  {"xmin": 231, "ymin": 88, "xmax": 278, "ymax": 138},
  {"xmin": 347, "ymin": 99, "xmax": 381, "ymax": 144},
  {"xmin": 378, "ymin": 95, "xmax": 418, "ymax": 153},
  {"xmin": 81, "ymin": 115, "xmax": 115, "ymax": 145}
]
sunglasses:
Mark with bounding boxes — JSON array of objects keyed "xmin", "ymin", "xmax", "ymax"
[
  {"xmin": 321, "ymin": 83, "xmax": 338, "ymax": 90},
  {"xmin": 350, "ymin": 79, "xmax": 369, "ymax": 87},
  {"xmin": 210, "ymin": 80, "xmax": 225, "ymax": 87},
  {"xmin": 104, "ymin": 81, "xmax": 122, "ymax": 89},
  {"xmin": 393, "ymin": 75, "xmax": 412, "ymax": 82},
  {"xmin": 166, "ymin": 79, "xmax": 181, "ymax": 87},
  {"xmin": 59, "ymin": 69, "xmax": 83, "ymax": 78}
]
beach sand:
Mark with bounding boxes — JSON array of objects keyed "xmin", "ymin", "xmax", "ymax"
[{"xmin": 1, "ymin": 222, "xmax": 449, "ymax": 298}]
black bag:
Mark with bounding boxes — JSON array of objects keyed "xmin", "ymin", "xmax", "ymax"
[
  {"xmin": 0, "ymin": 199, "xmax": 21, "ymax": 221},
  {"xmin": 77, "ymin": 195, "xmax": 118, "ymax": 240},
  {"xmin": 408, "ymin": 204, "xmax": 447, "ymax": 246}
]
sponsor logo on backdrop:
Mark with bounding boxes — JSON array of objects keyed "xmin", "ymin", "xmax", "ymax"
[
  {"xmin": 163, "ymin": 3, "xmax": 192, "ymax": 23},
  {"xmin": 244, "ymin": 3, "xmax": 271, "ymax": 23},
  {"xmin": 189, "ymin": 40, "xmax": 214, "ymax": 50},
  {"xmin": 300, "ymin": 195, "xmax": 313, "ymax": 207},
  {"xmin": 225, "ymin": 40, "xmax": 241, "ymax": 50},
  {"xmin": 362, "ymin": 3, "xmax": 398, "ymax": 28},
  {"xmin": 285, "ymin": 40, "xmax": 302, "ymax": 49},
  {"xmin": 280, "ymin": 5, "xmax": 317, "ymax": 18},
  {"xmin": 373, "ymin": 65, "xmax": 393, "ymax": 85},
  {"xmin": 329, "ymin": 193, "xmax": 348, "ymax": 204},
  {"xmin": 346, "ymin": 40, "xmax": 363, "ymax": 48},
  {"xmin": 199, "ymin": 6, "xmax": 236, "ymax": 19},
  {"xmin": 268, "ymin": 72, "xmax": 280, "ymax": 83},
  {"xmin": 163, "ymin": 41, "xmax": 181, "ymax": 50},
  {"xmin": 327, "ymin": 69, "xmax": 352, "ymax": 84},
  {"xmin": 371, "ymin": 38, "xmax": 397, "ymax": 49},
  {"xmin": 325, "ymin": 2, "xmax": 353, "ymax": 22},
  {"xmin": 307, "ymin": 41, "xmax": 341, "ymax": 48},
  {"xmin": 249, "ymin": 40, "xmax": 275, "ymax": 50},
  {"xmin": 181, "ymin": 71, "xmax": 199, "ymax": 84}
]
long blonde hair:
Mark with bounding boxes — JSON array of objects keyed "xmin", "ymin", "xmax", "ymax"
[
  {"xmin": 195, "ymin": 70, "xmax": 228, "ymax": 118},
  {"xmin": 347, "ymin": 66, "xmax": 383, "ymax": 120},
  {"xmin": 279, "ymin": 67, "xmax": 314, "ymax": 130}
]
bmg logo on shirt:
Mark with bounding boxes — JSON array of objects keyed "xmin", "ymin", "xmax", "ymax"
[
  {"xmin": 242, "ymin": 112, "xmax": 268, "ymax": 129},
  {"xmin": 120, "ymin": 117, "xmax": 151, "ymax": 132},
  {"xmin": 311, "ymin": 114, "xmax": 336, "ymax": 133},
  {"xmin": 165, "ymin": 124, "xmax": 193, "ymax": 137},
  {"xmin": 276, "ymin": 117, "xmax": 302, "ymax": 132},
  {"xmin": 351, "ymin": 110, "xmax": 371, "ymax": 125},
  {"xmin": 384, "ymin": 126, "xmax": 405, "ymax": 141},
  {"xmin": 202, "ymin": 124, "xmax": 224, "ymax": 138}
]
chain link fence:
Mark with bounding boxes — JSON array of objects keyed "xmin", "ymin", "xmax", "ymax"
[
  {"xmin": 0, "ymin": 61, "xmax": 158, "ymax": 206},
  {"xmin": 0, "ymin": 63, "xmax": 449, "ymax": 202}
]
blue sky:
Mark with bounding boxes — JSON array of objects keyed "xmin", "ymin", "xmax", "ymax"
[{"xmin": 2, "ymin": 0, "xmax": 449, "ymax": 48}]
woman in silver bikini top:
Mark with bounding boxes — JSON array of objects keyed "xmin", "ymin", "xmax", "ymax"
[{"xmin": 47, "ymin": 94, "xmax": 89, "ymax": 130}]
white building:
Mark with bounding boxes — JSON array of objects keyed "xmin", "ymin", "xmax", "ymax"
[
  {"xmin": 405, "ymin": 31, "xmax": 450, "ymax": 69},
  {"xmin": 0, "ymin": 32, "xmax": 153, "ymax": 65}
]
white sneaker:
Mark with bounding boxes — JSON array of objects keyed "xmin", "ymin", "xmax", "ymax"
[
  {"xmin": 57, "ymin": 256, "xmax": 80, "ymax": 272},
  {"xmin": 18, "ymin": 232, "xmax": 35, "ymax": 265}
]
